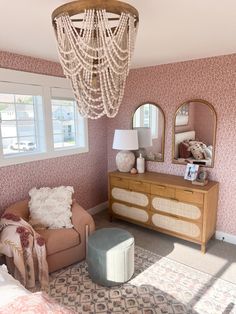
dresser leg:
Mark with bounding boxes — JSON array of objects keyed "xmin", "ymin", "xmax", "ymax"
[{"xmin": 201, "ymin": 243, "xmax": 206, "ymax": 254}]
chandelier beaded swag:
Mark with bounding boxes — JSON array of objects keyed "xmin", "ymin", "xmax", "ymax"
[{"xmin": 52, "ymin": 0, "xmax": 139, "ymax": 119}]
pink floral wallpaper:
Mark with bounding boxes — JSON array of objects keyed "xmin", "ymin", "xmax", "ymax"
[
  {"xmin": 0, "ymin": 51, "xmax": 108, "ymax": 212},
  {"xmin": 107, "ymin": 53, "xmax": 236, "ymax": 236},
  {"xmin": 1, "ymin": 50, "xmax": 236, "ymax": 236},
  {"xmin": 0, "ymin": 51, "xmax": 64, "ymax": 77}
]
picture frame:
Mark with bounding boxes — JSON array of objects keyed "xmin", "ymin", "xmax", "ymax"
[{"xmin": 184, "ymin": 163, "xmax": 199, "ymax": 181}]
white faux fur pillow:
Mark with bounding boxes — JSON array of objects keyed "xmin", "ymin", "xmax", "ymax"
[{"xmin": 28, "ymin": 186, "xmax": 74, "ymax": 229}]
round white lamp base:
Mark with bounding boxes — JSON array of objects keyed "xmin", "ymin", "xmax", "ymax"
[{"xmin": 116, "ymin": 150, "xmax": 135, "ymax": 172}]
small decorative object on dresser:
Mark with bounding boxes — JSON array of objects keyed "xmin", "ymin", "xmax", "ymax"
[
  {"xmin": 136, "ymin": 153, "xmax": 145, "ymax": 173},
  {"xmin": 108, "ymin": 171, "xmax": 219, "ymax": 253},
  {"xmin": 184, "ymin": 163, "xmax": 199, "ymax": 181},
  {"xmin": 112, "ymin": 129, "xmax": 139, "ymax": 172},
  {"xmin": 192, "ymin": 168, "xmax": 208, "ymax": 186},
  {"xmin": 130, "ymin": 168, "xmax": 138, "ymax": 174}
]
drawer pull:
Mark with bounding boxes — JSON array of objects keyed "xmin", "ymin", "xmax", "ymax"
[
  {"xmin": 183, "ymin": 190, "xmax": 194, "ymax": 194},
  {"xmin": 169, "ymin": 197, "xmax": 179, "ymax": 202},
  {"xmin": 155, "ymin": 185, "xmax": 166, "ymax": 189},
  {"xmin": 133, "ymin": 181, "xmax": 142, "ymax": 185}
]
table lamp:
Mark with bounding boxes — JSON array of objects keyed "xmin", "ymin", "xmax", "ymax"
[{"xmin": 112, "ymin": 129, "xmax": 138, "ymax": 172}]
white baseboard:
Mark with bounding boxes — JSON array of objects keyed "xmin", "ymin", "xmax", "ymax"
[
  {"xmin": 88, "ymin": 201, "xmax": 108, "ymax": 215},
  {"xmin": 215, "ymin": 231, "xmax": 236, "ymax": 245}
]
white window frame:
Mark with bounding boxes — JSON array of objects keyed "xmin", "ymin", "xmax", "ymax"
[{"xmin": 0, "ymin": 68, "xmax": 89, "ymax": 167}]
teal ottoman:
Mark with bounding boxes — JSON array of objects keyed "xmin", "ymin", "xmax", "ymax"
[{"xmin": 87, "ymin": 228, "xmax": 134, "ymax": 286}]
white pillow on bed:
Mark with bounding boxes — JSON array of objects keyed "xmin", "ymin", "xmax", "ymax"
[{"xmin": 29, "ymin": 186, "xmax": 74, "ymax": 229}]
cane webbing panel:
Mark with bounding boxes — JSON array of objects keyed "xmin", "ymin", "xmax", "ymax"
[
  {"xmin": 112, "ymin": 187, "xmax": 149, "ymax": 207},
  {"xmin": 112, "ymin": 202, "xmax": 149, "ymax": 223},
  {"xmin": 152, "ymin": 197, "xmax": 201, "ymax": 220},
  {"xmin": 152, "ymin": 214, "xmax": 200, "ymax": 238}
]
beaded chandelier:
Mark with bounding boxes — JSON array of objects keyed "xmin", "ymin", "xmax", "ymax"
[{"xmin": 52, "ymin": 0, "xmax": 139, "ymax": 119}]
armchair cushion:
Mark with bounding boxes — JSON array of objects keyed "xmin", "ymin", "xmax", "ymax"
[
  {"xmin": 28, "ymin": 186, "xmax": 74, "ymax": 229},
  {"xmin": 37, "ymin": 228, "xmax": 80, "ymax": 255}
]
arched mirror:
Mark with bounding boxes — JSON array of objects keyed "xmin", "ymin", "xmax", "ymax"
[
  {"xmin": 132, "ymin": 102, "xmax": 165, "ymax": 162},
  {"xmin": 173, "ymin": 99, "xmax": 217, "ymax": 167}
]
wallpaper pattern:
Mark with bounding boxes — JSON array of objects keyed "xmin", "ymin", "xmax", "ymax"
[
  {"xmin": 107, "ymin": 53, "xmax": 236, "ymax": 235},
  {"xmin": 0, "ymin": 51, "xmax": 108, "ymax": 212},
  {"xmin": 1, "ymin": 51, "xmax": 236, "ymax": 235}
]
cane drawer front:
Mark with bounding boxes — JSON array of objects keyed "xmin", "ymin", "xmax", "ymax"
[
  {"xmin": 176, "ymin": 189, "xmax": 204, "ymax": 205},
  {"xmin": 151, "ymin": 196, "xmax": 202, "ymax": 221},
  {"xmin": 151, "ymin": 184, "xmax": 175, "ymax": 199},
  {"xmin": 110, "ymin": 176, "xmax": 129, "ymax": 189},
  {"xmin": 152, "ymin": 213, "xmax": 201, "ymax": 240},
  {"xmin": 112, "ymin": 202, "xmax": 149, "ymax": 223},
  {"xmin": 129, "ymin": 180, "xmax": 151, "ymax": 194},
  {"xmin": 111, "ymin": 187, "xmax": 149, "ymax": 208}
]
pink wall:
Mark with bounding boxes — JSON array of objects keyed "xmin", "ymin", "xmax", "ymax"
[
  {"xmin": 0, "ymin": 51, "xmax": 108, "ymax": 213},
  {"xmin": 107, "ymin": 53, "xmax": 236, "ymax": 236},
  {"xmin": 1, "ymin": 50, "xmax": 236, "ymax": 236}
]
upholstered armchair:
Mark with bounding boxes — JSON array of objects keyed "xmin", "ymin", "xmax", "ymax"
[{"xmin": 3, "ymin": 199, "xmax": 95, "ymax": 273}]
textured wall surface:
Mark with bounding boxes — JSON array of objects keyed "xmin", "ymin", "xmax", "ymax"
[
  {"xmin": 107, "ymin": 53, "xmax": 236, "ymax": 235},
  {"xmin": 1, "ymin": 51, "xmax": 236, "ymax": 236},
  {"xmin": 0, "ymin": 51, "xmax": 108, "ymax": 212},
  {"xmin": 0, "ymin": 50, "xmax": 64, "ymax": 77}
]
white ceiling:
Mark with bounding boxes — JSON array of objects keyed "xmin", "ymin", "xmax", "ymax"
[{"xmin": 1, "ymin": 0, "xmax": 236, "ymax": 68}]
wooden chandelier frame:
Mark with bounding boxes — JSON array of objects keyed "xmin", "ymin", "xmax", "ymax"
[{"xmin": 52, "ymin": 0, "xmax": 139, "ymax": 27}]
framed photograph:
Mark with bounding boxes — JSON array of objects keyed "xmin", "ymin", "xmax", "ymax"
[{"xmin": 184, "ymin": 163, "xmax": 199, "ymax": 181}]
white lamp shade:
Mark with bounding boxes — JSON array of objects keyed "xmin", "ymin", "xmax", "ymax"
[
  {"xmin": 135, "ymin": 127, "xmax": 152, "ymax": 148},
  {"xmin": 112, "ymin": 129, "xmax": 139, "ymax": 150}
]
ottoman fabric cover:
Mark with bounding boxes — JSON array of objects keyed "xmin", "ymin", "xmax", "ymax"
[{"xmin": 87, "ymin": 228, "xmax": 134, "ymax": 286}]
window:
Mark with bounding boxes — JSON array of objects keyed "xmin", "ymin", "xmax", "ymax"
[
  {"xmin": 133, "ymin": 104, "xmax": 158, "ymax": 139},
  {"xmin": 51, "ymin": 98, "xmax": 84, "ymax": 150},
  {"xmin": 0, "ymin": 92, "xmax": 44, "ymax": 157},
  {"xmin": 0, "ymin": 69, "xmax": 88, "ymax": 167}
]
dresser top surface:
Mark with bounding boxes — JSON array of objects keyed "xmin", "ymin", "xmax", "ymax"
[{"xmin": 109, "ymin": 171, "xmax": 218, "ymax": 192}]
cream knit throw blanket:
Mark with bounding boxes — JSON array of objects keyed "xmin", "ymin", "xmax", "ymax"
[{"xmin": 0, "ymin": 213, "xmax": 49, "ymax": 290}]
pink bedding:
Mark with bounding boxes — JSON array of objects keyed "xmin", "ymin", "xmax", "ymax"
[{"xmin": 0, "ymin": 292, "xmax": 74, "ymax": 313}]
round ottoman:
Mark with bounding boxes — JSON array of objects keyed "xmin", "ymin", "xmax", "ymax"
[{"xmin": 87, "ymin": 227, "xmax": 134, "ymax": 286}]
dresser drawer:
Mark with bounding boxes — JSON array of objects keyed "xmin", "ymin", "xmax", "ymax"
[
  {"xmin": 129, "ymin": 180, "xmax": 150, "ymax": 193},
  {"xmin": 151, "ymin": 184, "xmax": 175, "ymax": 198},
  {"xmin": 112, "ymin": 187, "xmax": 149, "ymax": 208},
  {"xmin": 176, "ymin": 189, "xmax": 204, "ymax": 205},
  {"xmin": 110, "ymin": 176, "xmax": 129, "ymax": 189},
  {"xmin": 152, "ymin": 196, "xmax": 202, "ymax": 221},
  {"xmin": 112, "ymin": 202, "xmax": 149, "ymax": 223},
  {"xmin": 151, "ymin": 213, "xmax": 201, "ymax": 240}
]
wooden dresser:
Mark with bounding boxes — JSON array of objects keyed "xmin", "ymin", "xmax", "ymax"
[{"xmin": 108, "ymin": 171, "xmax": 219, "ymax": 253}]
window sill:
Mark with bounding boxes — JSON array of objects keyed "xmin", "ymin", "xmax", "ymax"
[{"xmin": 0, "ymin": 146, "xmax": 89, "ymax": 168}]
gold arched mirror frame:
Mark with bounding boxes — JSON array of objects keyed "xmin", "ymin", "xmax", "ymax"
[
  {"xmin": 172, "ymin": 99, "xmax": 217, "ymax": 168},
  {"xmin": 132, "ymin": 102, "xmax": 165, "ymax": 162}
]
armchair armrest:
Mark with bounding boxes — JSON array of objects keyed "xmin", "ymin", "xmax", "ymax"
[
  {"xmin": 3, "ymin": 199, "xmax": 29, "ymax": 222},
  {"xmin": 71, "ymin": 202, "xmax": 95, "ymax": 236}
]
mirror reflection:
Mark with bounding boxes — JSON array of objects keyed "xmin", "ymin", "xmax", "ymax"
[
  {"xmin": 173, "ymin": 99, "xmax": 217, "ymax": 167},
  {"xmin": 132, "ymin": 103, "xmax": 165, "ymax": 162}
]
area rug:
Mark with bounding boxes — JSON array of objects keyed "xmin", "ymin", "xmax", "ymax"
[{"xmin": 48, "ymin": 246, "xmax": 236, "ymax": 314}]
